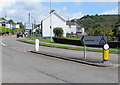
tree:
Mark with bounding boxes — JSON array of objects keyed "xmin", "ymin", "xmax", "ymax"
[
  {"xmin": 0, "ymin": 26, "xmax": 12, "ymax": 34},
  {"xmin": 12, "ymin": 28, "xmax": 23, "ymax": 34},
  {"xmin": 53, "ymin": 27, "xmax": 63, "ymax": 37},
  {"xmin": 76, "ymin": 15, "xmax": 118, "ymax": 40},
  {"xmin": 8, "ymin": 19, "xmax": 15, "ymax": 24},
  {"xmin": 0, "ymin": 17, "xmax": 6, "ymax": 20},
  {"xmin": 17, "ymin": 22, "xmax": 25, "ymax": 31}
]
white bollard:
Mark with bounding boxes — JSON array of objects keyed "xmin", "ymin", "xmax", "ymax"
[{"xmin": 35, "ymin": 39, "xmax": 39, "ymax": 51}]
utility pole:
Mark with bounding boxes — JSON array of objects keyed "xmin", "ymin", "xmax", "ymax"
[
  {"xmin": 28, "ymin": 13, "xmax": 31, "ymax": 24},
  {"xmin": 5, "ymin": 14, "xmax": 7, "ymax": 19},
  {"xmin": 34, "ymin": 20, "xmax": 36, "ymax": 29},
  {"xmin": 50, "ymin": 0, "xmax": 52, "ymax": 42}
]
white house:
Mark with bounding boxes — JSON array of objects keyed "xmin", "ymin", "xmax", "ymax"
[
  {"xmin": 0, "ymin": 20, "xmax": 20, "ymax": 29},
  {"xmin": 41, "ymin": 11, "xmax": 85, "ymax": 37},
  {"xmin": 12, "ymin": 24, "xmax": 20, "ymax": 28},
  {"xmin": 66, "ymin": 21, "xmax": 85, "ymax": 35}
]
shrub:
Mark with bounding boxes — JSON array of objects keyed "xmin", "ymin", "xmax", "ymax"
[
  {"xmin": 12, "ymin": 28, "xmax": 23, "ymax": 34},
  {"xmin": 53, "ymin": 27, "xmax": 63, "ymax": 37},
  {"xmin": 52, "ymin": 37, "xmax": 119, "ymax": 48},
  {"xmin": 0, "ymin": 26, "xmax": 12, "ymax": 34}
]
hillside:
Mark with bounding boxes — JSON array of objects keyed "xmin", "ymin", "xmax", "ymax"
[{"xmin": 73, "ymin": 14, "xmax": 118, "ymax": 40}]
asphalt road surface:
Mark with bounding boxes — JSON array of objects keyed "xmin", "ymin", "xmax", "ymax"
[{"xmin": 1, "ymin": 36, "xmax": 119, "ymax": 83}]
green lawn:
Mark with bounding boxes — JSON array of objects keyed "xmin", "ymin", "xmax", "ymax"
[
  {"xmin": 27, "ymin": 37, "xmax": 54, "ymax": 43},
  {"xmin": 27, "ymin": 36, "xmax": 81, "ymax": 43}
]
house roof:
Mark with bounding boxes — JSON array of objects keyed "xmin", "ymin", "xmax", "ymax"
[
  {"xmin": 115, "ymin": 24, "xmax": 120, "ymax": 27},
  {"xmin": 66, "ymin": 21, "xmax": 76, "ymax": 25},
  {"xmin": 0, "ymin": 20, "xmax": 7, "ymax": 23},
  {"xmin": 42, "ymin": 11, "xmax": 66, "ymax": 22},
  {"xmin": 66, "ymin": 21, "xmax": 81, "ymax": 27}
]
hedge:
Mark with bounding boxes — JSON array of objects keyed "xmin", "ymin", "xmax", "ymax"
[
  {"xmin": 53, "ymin": 37, "xmax": 119, "ymax": 48},
  {"xmin": 53, "ymin": 37, "xmax": 82, "ymax": 46},
  {"xmin": 12, "ymin": 28, "xmax": 24, "ymax": 34},
  {"xmin": 0, "ymin": 26, "xmax": 12, "ymax": 34}
]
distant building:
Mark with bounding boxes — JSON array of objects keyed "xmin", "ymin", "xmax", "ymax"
[
  {"xmin": 115, "ymin": 24, "xmax": 120, "ymax": 35},
  {"xmin": 66, "ymin": 21, "xmax": 85, "ymax": 35},
  {"xmin": 12, "ymin": 24, "xmax": 20, "ymax": 29},
  {"xmin": 0, "ymin": 20, "xmax": 9, "ymax": 27},
  {"xmin": 40, "ymin": 11, "xmax": 85, "ymax": 37},
  {"xmin": 0, "ymin": 20, "xmax": 20, "ymax": 29},
  {"xmin": 25, "ymin": 23, "xmax": 33, "ymax": 30},
  {"xmin": 115, "ymin": 24, "xmax": 120, "ymax": 41}
]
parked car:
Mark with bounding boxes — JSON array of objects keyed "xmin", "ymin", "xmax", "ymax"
[{"xmin": 17, "ymin": 32, "xmax": 23, "ymax": 38}]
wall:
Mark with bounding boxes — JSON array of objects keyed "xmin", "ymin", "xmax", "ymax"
[
  {"xmin": 76, "ymin": 27, "xmax": 85, "ymax": 34},
  {"xmin": 42, "ymin": 13, "xmax": 66, "ymax": 37},
  {"xmin": 15, "ymin": 24, "xmax": 20, "ymax": 28},
  {"xmin": 66, "ymin": 25, "xmax": 76, "ymax": 34},
  {"xmin": 0, "ymin": 23, "xmax": 2, "ymax": 26},
  {"xmin": 5, "ymin": 24, "xmax": 11, "ymax": 28}
]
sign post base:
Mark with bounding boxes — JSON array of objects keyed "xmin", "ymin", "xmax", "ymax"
[{"xmin": 102, "ymin": 60, "xmax": 110, "ymax": 63}]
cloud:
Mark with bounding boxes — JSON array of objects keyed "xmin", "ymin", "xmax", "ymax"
[
  {"xmin": 0, "ymin": 2, "xmax": 49, "ymax": 23},
  {"xmin": 56, "ymin": 6, "xmax": 67, "ymax": 14},
  {"xmin": 62, "ymin": 12, "xmax": 85, "ymax": 20},
  {"xmin": 74, "ymin": 2, "xmax": 81, "ymax": 6},
  {"xmin": 0, "ymin": 0, "xmax": 16, "ymax": 15},
  {"xmin": 63, "ymin": 7, "xmax": 67, "ymax": 11},
  {"xmin": 101, "ymin": 8, "xmax": 118, "ymax": 15},
  {"xmin": 7, "ymin": 9, "xmax": 16, "ymax": 14},
  {"xmin": 56, "ymin": 6, "xmax": 85, "ymax": 20}
]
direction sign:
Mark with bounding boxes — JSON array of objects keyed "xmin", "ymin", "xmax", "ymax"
[
  {"xmin": 81, "ymin": 36, "xmax": 107, "ymax": 45},
  {"xmin": 25, "ymin": 23, "xmax": 33, "ymax": 29}
]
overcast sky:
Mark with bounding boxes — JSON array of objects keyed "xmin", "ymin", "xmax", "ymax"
[{"xmin": 0, "ymin": 0, "xmax": 119, "ymax": 24}]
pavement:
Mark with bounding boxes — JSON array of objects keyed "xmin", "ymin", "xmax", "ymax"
[
  {"xmin": 30, "ymin": 50, "xmax": 119, "ymax": 68},
  {"xmin": 20, "ymin": 39, "xmax": 119, "ymax": 67}
]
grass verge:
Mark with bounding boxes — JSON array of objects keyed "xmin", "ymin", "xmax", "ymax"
[
  {"xmin": 17, "ymin": 39, "xmax": 119, "ymax": 54},
  {"xmin": 27, "ymin": 37, "xmax": 54, "ymax": 43}
]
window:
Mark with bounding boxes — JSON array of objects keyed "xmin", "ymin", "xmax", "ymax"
[{"xmin": 69, "ymin": 25, "xmax": 71, "ymax": 28}]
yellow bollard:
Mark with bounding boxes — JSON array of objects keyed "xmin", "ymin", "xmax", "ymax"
[
  {"xmin": 103, "ymin": 50, "xmax": 109, "ymax": 61},
  {"xmin": 102, "ymin": 44, "xmax": 110, "ymax": 63}
]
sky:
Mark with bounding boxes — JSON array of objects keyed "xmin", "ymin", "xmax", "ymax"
[{"xmin": 0, "ymin": 0, "xmax": 119, "ymax": 24}]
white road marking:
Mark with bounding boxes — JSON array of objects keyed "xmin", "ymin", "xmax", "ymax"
[
  {"xmin": 0, "ymin": 41, "xmax": 7, "ymax": 46},
  {"xmin": 10, "ymin": 47, "xmax": 27, "ymax": 53},
  {"xmin": 0, "ymin": 41, "xmax": 27, "ymax": 52}
]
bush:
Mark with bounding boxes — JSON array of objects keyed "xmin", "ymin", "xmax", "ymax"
[
  {"xmin": 53, "ymin": 27, "xmax": 63, "ymax": 37},
  {"xmin": 53, "ymin": 37, "xmax": 82, "ymax": 46},
  {"xmin": 53, "ymin": 37, "xmax": 119, "ymax": 48},
  {"xmin": 0, "ymin": 26, "xmax": 12, "ymax": 34},
  {"xmin": 12, "ymin": 28, "xmax": 24, "ymax": 34}
]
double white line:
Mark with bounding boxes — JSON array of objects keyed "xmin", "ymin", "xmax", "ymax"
[{"xmin": 0, "ymin": 41, "xmax": 7, "ymax": 46}]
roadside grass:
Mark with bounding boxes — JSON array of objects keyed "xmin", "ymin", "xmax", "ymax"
[
  {"xmin": 17, "ymin": 39, "xmax": 119, "ymax": 53},
  {"xmin": 27, "ymin": 36, "xmax": 81, "ymax": 42},
  {"xmin": 27, "ymin": 37, "xmax": 54, "ymax": 43}
]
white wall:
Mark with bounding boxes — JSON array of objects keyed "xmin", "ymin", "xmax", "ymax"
[
  {"xmin": 42, "ymin": 13, "xmax": 66, "ymax": 37},
  {"xmin": 76, "ymin": 27, "xmax": 85, "ymax": 34},
  {"xmin": 66, "ymin": 25, "xmax": 76, "ymax": 33},
  {"xmin": 42, "ymin": 13, "xmax": 85, "ymax": 37},
  {"xmin": 15, "ymin": 24, "xmax": 20, "ymax": 28},
  {"xmin": 81, "ymin": 27, "xmax": 85, "ymax": 34},
  {"xmin": 0, "ymin": 23, "xmax": 2, "ymax": 26},
  {"xmin": 5, "ymin": 24, "xmax": 11, "ymax": 28},
  {"xmin": 5, "ymin": 24, "xmax": 20, "ymax": 29}
]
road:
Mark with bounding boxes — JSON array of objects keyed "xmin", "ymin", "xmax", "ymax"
[{"xmin": 1, "ymin": 36, "xmax": 119, "ymax": 83}]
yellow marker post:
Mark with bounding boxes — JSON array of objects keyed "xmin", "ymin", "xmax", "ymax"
[
  {"xmin": 103, "ymin": 50, "xmax": 109, "ymax": 61},
  {"xmin": 103, "ymin": 44, "xmax": 110, "ymax": 63}
]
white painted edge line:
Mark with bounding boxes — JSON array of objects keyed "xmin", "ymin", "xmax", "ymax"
[{"xmin": 0, "ymin": 41, "xmax": 7, "ymax": 46}]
